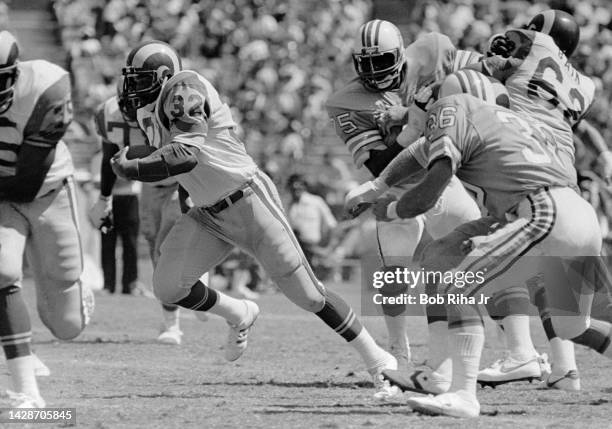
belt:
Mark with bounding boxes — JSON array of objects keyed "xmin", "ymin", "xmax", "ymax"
[{"xmin": 205, "ymin": 189, "xmax": 245, "ymax": 214}]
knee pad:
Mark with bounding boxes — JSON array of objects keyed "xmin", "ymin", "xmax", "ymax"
[
  {"xmin": 272, "ymin": 264, "xmax": 325, "ymax": 313},
  {"xmin": 550, "ymin": 315, "xmax": 590, "ymax": 340}
]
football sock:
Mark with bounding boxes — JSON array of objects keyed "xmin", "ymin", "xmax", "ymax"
[
  {"xmin": 0, "ymin": 286, "xmax": 39, "ymax": 398},
  {"xmin": 549, "ymin": 337, "xmax": 577, "ymax": 374},
  {"xmin": 379, "ymin": 266, "xmax": 408, "ymax": 317},
  {"xmin": 426, "ymin": 320, "xmax": 451, "ymax": 377},
  {"xmin": 174, "ymin": 280, "xmax": 245, "ymax": 325},
  {"xmin": 502, "ymin": 315, "xmax": 538, "ymax": 361},
  {"xmin": 572, "ymin": 318, "xmax": 612, "ymax": 359},
  {"xmin": 384, "ymin": 314, "xmax": 410, "ymax": 361},
  {"xmin": 349, "ymin": 329, "xmax": 391, "ymax": 370},
  {"xmin": 315, "ymin": 290, "xmax": 362, "ymax": 342},
  {"xmin": 162, "ymin": 305, "xmax": 180, "ymax": 328},
  {"xmin": 449, "ymin": 324, "xmax": 484, "ymax": 397}
]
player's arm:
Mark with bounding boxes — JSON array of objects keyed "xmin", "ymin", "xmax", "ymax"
[
  {"xmin": 374, "ymin": 99, "xmax": 471, "ymax": 220},
  {"xmin": 377, "ymin": 137, "xmax": 428, "ymax": 188},
  {"xmin": 113, "ymin": 76, "xmax": 206, "ymax": 182},
  {"xmin": 464, "ymin": 55, "xmax": 522, "ymax": 83},
  {"xmin": 327, "ymin": 106, "xmax": 402, "ymax": 177},
  {"xmin": 0, "ymin": 74, "xmax": 72, "ymax": 202}
]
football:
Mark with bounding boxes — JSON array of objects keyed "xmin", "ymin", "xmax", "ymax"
[{"xmin": 125, "ymin": 145, "xmax": 156, "ymax": 159}]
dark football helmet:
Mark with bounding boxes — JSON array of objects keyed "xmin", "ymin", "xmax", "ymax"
[
  {"xmin": 122, "ymin": 40, "xmax": 182, "ymax": 110},
  {"xmin": 526, "ymin": 9, "xmax": 580, "ymax": 57}
]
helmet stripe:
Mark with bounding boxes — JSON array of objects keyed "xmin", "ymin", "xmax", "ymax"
[
  {"xmin": 541, "ymin": 10, "xmax": 556, "ymax": 35},
  {"xmin": 0, "ymin": 31, "xmax": 18, "ymax": 65},
  {"xmin": 469, "ymin": 70, "xmax": 487, "ymax": 101},
  {"xmin": 455, "ymin": 70, "xmax": 470, "ymax": 95},
  {"xmin": 363, "ymin": 20, "xmax": 373, "ymax": 47},
  {"xmin": 373, "ymin": 20, "xmax": 382, "ymax": 46}
]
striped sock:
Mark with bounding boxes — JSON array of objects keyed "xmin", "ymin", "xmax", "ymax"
[
  {"xmin": 315, "ymin": 290, "xmax": 362, "ymax": 342},
  {"xmin": 174, "ymin": 280, "xmax": 246, "ymax": 326},
  {"xmin": 0, "ymin": 286, "xmax": 38, "ymax": 398}
]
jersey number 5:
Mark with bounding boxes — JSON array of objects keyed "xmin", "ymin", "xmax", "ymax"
[{"xmin": 335, "ymin": 113, "xmax": 357, "ymax": 134}]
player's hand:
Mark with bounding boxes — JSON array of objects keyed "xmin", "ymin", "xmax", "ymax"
[
  {"xmin": 374, "ymin": 105, "xmax": 410, "ymax": 136},
  {"xmin": 110, "ymin": 147, "xmax": 131, "ymax": 178},
  {"xmin": 88, "ymin": 195, "xmax": 112, "ymax": 229},
  {"xmin": 486, "ymin": 33, "xmax": 514, "ymax": 58},
  {"xmin": 344, "ymin": 179, "xmax": 389, "ymax": 218},
  {"xmin": 595, "ymin": 150, "xmax": 612, "ymax": 185},
  {"xmin": 372, "ymin": 195, "xmax": 399, "ymax": 222}
]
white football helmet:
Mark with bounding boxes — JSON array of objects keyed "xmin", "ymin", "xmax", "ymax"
[
  {"xmin": 438, "ymin": 69, "xmax": 510, "ymax": 108},
  {"xmin": 352, "ymin": 19, "xmax": 405, "ymax": 91}
]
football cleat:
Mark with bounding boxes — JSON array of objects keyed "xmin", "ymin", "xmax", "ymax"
[
  {"xmin": 368, "ymin": 351, "xmax": 402, "ymax": 401},
  {"xmin": 407, "ymin": 392, "xmax": 480, "ymax": 418},
  {"xmin": 544, "ymin": 369, "xmax": 581, "ymax": 391},
  {"xmin": 477, "ymin": 353, "xmax": 550, "ymax": 388},
  {"xmin": 157, "ymin": 324, "xmax": 183, "ymax": 345},
  {"xmin": 6, "ymin": 390, "xmax": 45, "ymax": 408},
  {"xmin": 383, "ymin": 365, "xmax": 450, "ymax": 395},
  {"xmin": 224, "ymin": 300, "xmax": 259, "ymax": 362}
]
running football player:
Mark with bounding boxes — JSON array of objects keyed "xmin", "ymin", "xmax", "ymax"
[
  {"xmin": 109, "ymin": 40, "xmax": 398, "ymax": 397},
  {"xmin": 0, "ymin": 31, "xmax": 93, "ymax": 408},
  {"xmin": 89, "ymin": 78, "xmax": 208, "ymax": 345}
]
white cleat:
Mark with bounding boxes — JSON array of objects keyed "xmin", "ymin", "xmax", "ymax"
[
  {"xmin": 478, "ymin": 353, "xmax": 550, "ymax": 388},
  {"xmin": 157, "ymin": 325, "xmax": 183, "ymax": 345},
  {"xmin": 407, "ymin": 391, "xmax": 480, "ymax": 418},
  {"xmin": 224, "ymin": 300, "xmax": 259, "ymax": 362},
  {"xmin": 544, "ymin": 369, "xmax": 581, "ymax": 391},
  {"xmin": 368, "ymin": 351, "xmax": 402, "ymax": 401},
  {"xmin": 6, "ymin": 390, "xmax": 46, "ymax": 408},
  {"xmin": 383, "ymin": 364, "xmax": 450, "ymax": 395},
  {"xmin": 32, "ymin": 354, "xmax": 51, "ymax": 377}
]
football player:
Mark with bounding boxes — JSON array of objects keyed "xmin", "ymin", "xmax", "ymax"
[
  {"xmin": 109, "ymin": 40, "xmax": 398, "ymax": 397},
  {"xmin": 326, "ymin": 19, "xmax": 482, "ymax": 389},
  {"xmin": 465, "ymin": 9, "xmax": 609, "ymax": 389},
  {"xmin": 374, "ymin": 74, "xmax": 612, "ymax": 417},
  {"xmin": 0, "ymin": 31, "xmax": 93, "ymax": 408},
  {"xmin": 89, "ymin": 78, "xmax": 208, "ymax": 345}
]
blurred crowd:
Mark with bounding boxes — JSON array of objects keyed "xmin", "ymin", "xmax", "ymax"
[{"xmin": 48, "ymin": 0, "xmax": 612, "ymax": 281}]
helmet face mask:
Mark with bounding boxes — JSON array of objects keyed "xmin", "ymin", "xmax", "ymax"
[
  {"xmin": 353, "ymin": 20, "xmax": 405, "ymax": 91},
  {"xmin": 0, "ymin": 63, "xmax": 19, "ymax": 113},
  {"xmin": 352, "ymin": 48, "xmax": 403, "ymax": 90},
  {"xmin": 0, "ymin": 31, "xmax": 20, "ymax": 114},
  {"xmin": 121, "ymin": 40, "xmax": 182, "ymax": 111}
]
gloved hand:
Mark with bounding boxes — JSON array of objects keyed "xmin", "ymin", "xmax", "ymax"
[
  {"xmin": 88, "ymin": 195, "xmax": 112, "ymax": 230},
  {"xmin": 344, "ymin": 179, "xmax": 389, "ymax": 218},
  {"xmin": 486, "ymin": 33, "xmax": 514, "ymax": 58}
]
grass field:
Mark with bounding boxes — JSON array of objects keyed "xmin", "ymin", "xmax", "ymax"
[{"xmin": 3, "ymin": 261, "xmax": 612, "ymax": 429}]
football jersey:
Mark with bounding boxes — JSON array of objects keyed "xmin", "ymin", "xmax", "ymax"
[
  {"xmin": 483, "ymin": 29, "xmax": 595, "ymax": 157},
  {"xmin": 136, "ymin": 70, "xmax": 257, "ymax": 206},
  {"xmin": 424, "ymin": 94, "xmax": 577, "ymax": 219},
  {"xmin": 94, "ymin": 96, "xmax": 175, "ymax": 187},
  {"xmin": 0, "ymin": 60, "xmax": 73, "ymax": 197},
  {"xmin": 326, "ymin": 78, "xmax": 402, "ymax": 168}
]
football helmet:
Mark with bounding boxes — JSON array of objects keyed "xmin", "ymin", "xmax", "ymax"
[
  {"xmin": 526, "ymin": 9, "xmax": 580, "ymax": 57},
  {"xmin": 438, "ymin": 69, "xmax": 510, "ymax": 108},
  {"xmin": 352, "ymin": 19, "xmax": 405, "ymax": 91},
  {"xmin": 0, "ymin": 31, "xmax": 19, "ymax": 114},
  {"xmin": 122, "ymin": 40, "xmax": 182, "ymax": 110},
  {"xmin": 115, "ymin": 76, "xmax": 137, "ymax": 122}
]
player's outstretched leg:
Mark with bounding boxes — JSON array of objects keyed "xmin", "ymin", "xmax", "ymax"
[{"xmin": 0, "ymin": 286, "xmax": 45, "ymax": 408}]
